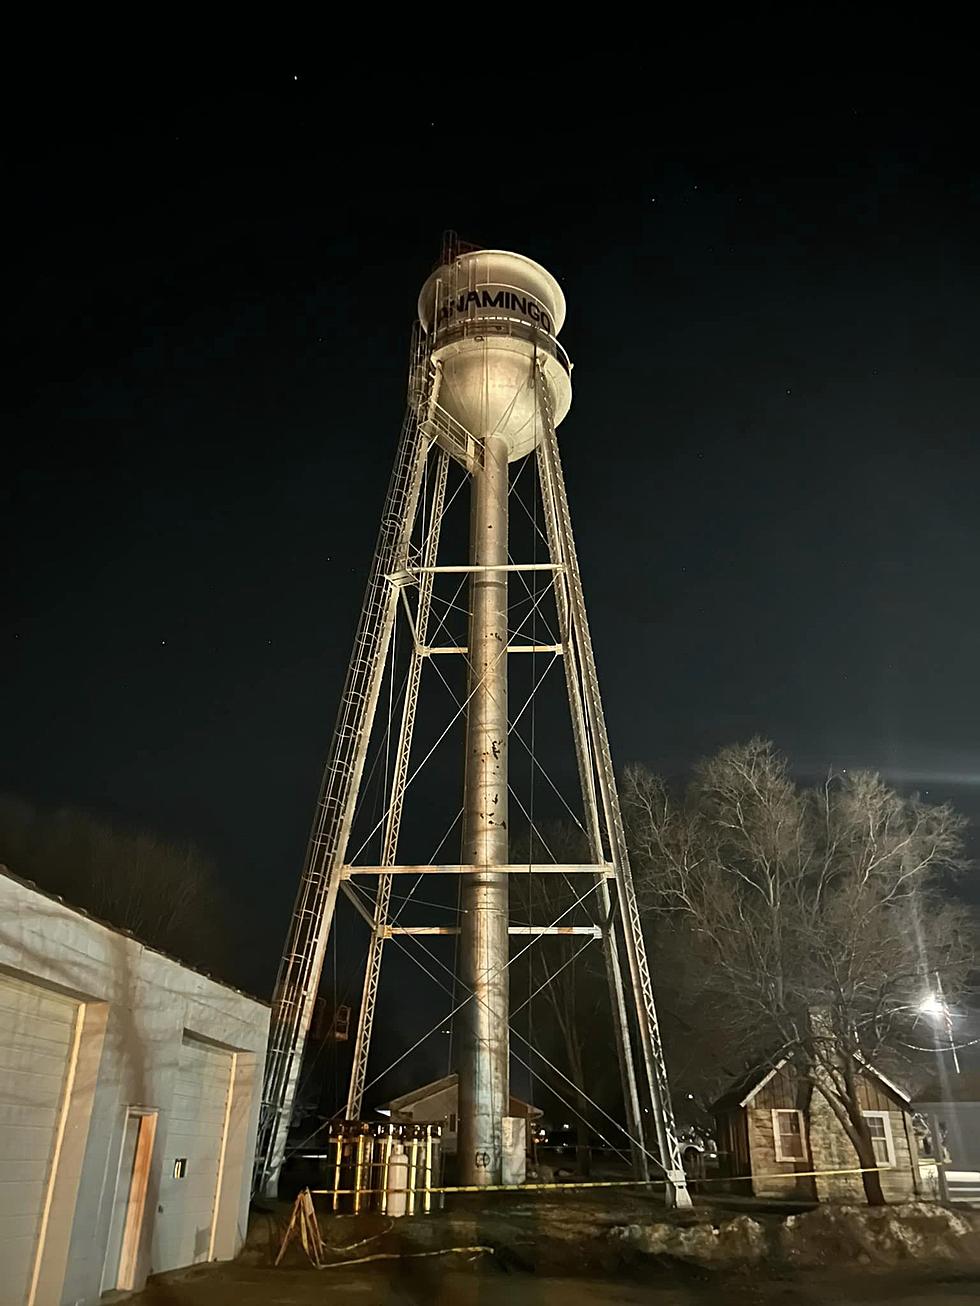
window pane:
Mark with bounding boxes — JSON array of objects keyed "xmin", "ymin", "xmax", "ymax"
[
  {"xmin": 776, "ymin": 1111, "xmax": 804, "ymax": 1158},
  {"xmin": 864, "ymin": 1115, "xmax": 890, "ymax": 1165},
  {"xmin": 871, "ymin": 1136, "xmax": 889, "ymax": 1165},
  {"xmin": 778, "ymin": 1114, "xmax": 801, "ymax": 1141}
]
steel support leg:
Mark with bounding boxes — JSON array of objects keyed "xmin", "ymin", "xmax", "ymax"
[
  {"xmin": 535, "ymin": 366, "xmax": 691, "ymax": 1208},
  {"xmin": 346, "ymin": 446, "xmax": 450, "ymax": 1120},
  {"xmin": 536, "ymin": 442, "xmax": 648, "ymax": 1182},
  {"xmin": 253, "ymin": 353, "xmax": 438, "ymax": 1196}
]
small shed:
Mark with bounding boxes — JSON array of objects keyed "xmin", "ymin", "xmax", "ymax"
[
  {"xmin": 914, "ymin": 1070, "xmax": 980, "ymax": 1204},
  {"xmin": 713, "ymin": 1055, "xmax": 925, "ymax": 1201},
  {"xmin": 379, "ymin": 1073, "xmax": 543, "ymax": 1155}
]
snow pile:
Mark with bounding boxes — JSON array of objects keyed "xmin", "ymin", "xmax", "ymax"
[
  {"xmin": 781, "ymin": 1203, "xmax": 975, "ymax": 1266},
  {"xmin": 610, "ymin": 1214, "xmax": 768, "ymax": 1264},
  {"xmin": 611, "ymin": 1203, "xmax": 978, "ymax": 1268}
]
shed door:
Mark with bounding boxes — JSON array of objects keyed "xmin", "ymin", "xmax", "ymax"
[
  {"xmin": 0, "ymin": 973, "xmax": 78, "ymax": 1306},
  {"xmin": 153, "ymin": 1037, "xmax": 233, "ymax": 1273}
]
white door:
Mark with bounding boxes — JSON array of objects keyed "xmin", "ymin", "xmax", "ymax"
[
  {"xmin": 101, "ymin": 1113, "xmax": 140, "ymax": 1293},
  {"xmin": 101, "ymin": 1109, "xmax": 157, "ymax": 1293},
  {"xmin": 0, "ymin": 973, "xmax": 78, "ymax": 1306},
  {"xmin": 153, "ymin": 1037, "xmax": 233, "ymax": 1273}
]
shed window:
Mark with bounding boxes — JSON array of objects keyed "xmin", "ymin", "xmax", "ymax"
[
  {"xmin": 447, "ymin": 1113, "xmax": 457, "ymax": 1133},
  {"xmin": 771, "ymin": 1109, "xmax": 806, "ymax": 1161},
  {"xmin": 862, "ymin": 1111, "xmax": 896, "ymax": 1167}
]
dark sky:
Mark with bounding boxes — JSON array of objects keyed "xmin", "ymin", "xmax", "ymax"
[{"xmin": 5, "ymin": 47, "xmax": 980, "ymax": 1063}]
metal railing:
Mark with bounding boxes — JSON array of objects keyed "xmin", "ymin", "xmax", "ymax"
[{"xmin": 431, "ymin": 313, "xmax": 571, "ymax": 376}]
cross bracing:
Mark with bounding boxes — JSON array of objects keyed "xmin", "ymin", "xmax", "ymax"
[{"xmin": 253, "ymin": 293, "xmax": 691, "ymax": 1209}]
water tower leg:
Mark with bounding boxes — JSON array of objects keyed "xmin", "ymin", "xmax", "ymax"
[
  {"xmin": 535, "ymin": 441, "xmax": 649, "ymax": 1181},
  {"xmin": 535, "ymin": 368, "xmax": 691, "ymax": 1209}
]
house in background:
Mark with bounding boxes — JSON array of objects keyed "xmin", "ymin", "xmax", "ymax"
[
  {"xmin": 914, "ymin": 1070, "xmax": 980, "ymax": 1204},
  {"xmin": 378, "ymin": 1072, "xmax": 543, "ymax": 1159},
  {"xmin": 0, "ymin": 867, "xmax": 269, "ymax": 1304},
  {"xmin": 713, "ymin": 1053, "xmax": 925, "ymax": 1201}
]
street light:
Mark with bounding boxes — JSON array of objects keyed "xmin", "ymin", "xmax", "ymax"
[{"xmin": 918, "ymin": 972, "xmax": 960, "ymax": 1074}]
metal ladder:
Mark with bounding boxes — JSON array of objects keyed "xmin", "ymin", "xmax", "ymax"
[{"xmin": 253, "ymin": 323, "xmax": 437, "ymax": 1194}]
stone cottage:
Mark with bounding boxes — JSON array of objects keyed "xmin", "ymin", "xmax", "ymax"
[{"xmin": 713, "ymin": 1054, "xmax": 925, "ymax": 1201}]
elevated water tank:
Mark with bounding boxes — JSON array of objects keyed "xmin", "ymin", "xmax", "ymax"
[{"xmin": 418, "ymin": 249, "xmax": 572, "ymax": 461}]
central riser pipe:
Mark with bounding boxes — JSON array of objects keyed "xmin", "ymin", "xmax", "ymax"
[{"xmin": 457, "ymin": 432, "xmax": 510, "ymax": 1186}]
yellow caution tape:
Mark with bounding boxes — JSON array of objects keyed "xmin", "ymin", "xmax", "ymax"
[{"xmin": 310, "ymin": 1163, "xmax": 884, "ymax": 1198}]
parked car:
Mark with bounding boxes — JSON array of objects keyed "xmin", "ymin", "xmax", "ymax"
[{"xmin": 678, "ymin": 1125, "xmax": 719, "ymax": 1177}]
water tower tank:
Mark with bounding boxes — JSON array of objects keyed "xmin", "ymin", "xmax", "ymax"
[{"xmin": 418, "ymin": 249, "xmax": 572, "ymax": 462}]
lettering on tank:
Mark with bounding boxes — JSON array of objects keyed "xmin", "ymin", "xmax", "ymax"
[{"xmin": 436, "ymin": 286, "xmax": 553, "ymax": 336}]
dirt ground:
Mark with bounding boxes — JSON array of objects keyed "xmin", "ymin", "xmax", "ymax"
[
  {"xmin": 128, "ymin": 1193, "xmax": 980, "ymax": 1305},
  {"xmin": 129, "ymin": 1260, "xmax": 980, "ymax": 1306}
]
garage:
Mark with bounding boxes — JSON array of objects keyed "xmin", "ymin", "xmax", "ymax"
[
  {"xmin": 0, "ymin": 972, "xmax": 79, "ymax": 1306},
  {"xmin": 153, "ymin": 1035, "xmax": 235, "ymax": 1273},
  {"xmin": 0, "ymin": 870, "xmax": 269, "ymax": 1302}
]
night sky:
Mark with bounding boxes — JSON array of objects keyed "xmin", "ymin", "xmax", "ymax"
[{"xmin": 6, "ymin": 51, "xmax": 980, "ymax": 1057}]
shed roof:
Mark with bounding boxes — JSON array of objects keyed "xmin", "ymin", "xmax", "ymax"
[
  {"xmin": 711, "ymin": 1050, "xmax": 912, "ymax": 1113},
  {"xmin": 380, "ymin": 1072, "xmax": 543, "ymax": 1119},
  {"xmin": 711, "ymin": 1059, "xmax": 789, "ymax": 1112}
]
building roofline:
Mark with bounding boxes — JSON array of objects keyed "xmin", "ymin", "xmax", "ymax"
[
  {"xmin": 853, "ymin": 1053, "xmax": 911, "ymax": 1105},
  {"xmin": 383, "ymin": 1073, "xmax": 458, "ymax": 1111},
  {"xmin": 0, "ymin": 863, "xmax": 269, "ymax": 1008},
  {"xmin": 740, "ymin": 1058, "xmax": 790, "ymax": 1107},
  {"xmin": 713, "ymin": 1049, "xmax": 913, "ymax": 1113},
  {"xmin": 379, "ymin": 1070, "xmax": 543, "ymax": 1118}
]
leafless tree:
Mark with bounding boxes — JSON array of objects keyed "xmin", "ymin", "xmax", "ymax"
[
  {"xmin": 0, "ymin": 794, "xmax": 227, "ymax": 976},
  {"xmin": 622, "ymin": 739, "xmax": 975, "ymax": 1205}
]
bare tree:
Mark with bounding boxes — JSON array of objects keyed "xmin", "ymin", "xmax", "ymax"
[
  {"xmin": 622, "ymin": 739, "xmax": 974, "ymax": 1205},
  {"xmin": 0, "ymin": 794, "xmax": 228, "ymax": 977}
]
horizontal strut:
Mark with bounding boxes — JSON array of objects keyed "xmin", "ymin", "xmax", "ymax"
[
  {"xmin": 381, "ymin": 925, "xmax": 603, "ymax": 937},
  {"xmin": 423, "ymin": 644, "xmax": 563, "ymax": 656},
  {"xmin": 412, "ymin": 563, "xmax": 563, "ymax": 574},
  {"xmin": 341, "ymin": 863, "xmax": 615, "ymax": 878}
]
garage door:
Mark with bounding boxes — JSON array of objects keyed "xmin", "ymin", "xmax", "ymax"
[
  {"xmin": 153, "ymin": 1036, "xmax": 233, "ymax": 1273},
  {"xmin": 0, "ymin": 973, "xmax": 79, "ymax": 1306}
]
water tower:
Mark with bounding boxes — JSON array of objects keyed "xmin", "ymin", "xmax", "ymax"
[{"xmin": 254, "ymin": 237, "xmax": 690, "ymax": 1206}]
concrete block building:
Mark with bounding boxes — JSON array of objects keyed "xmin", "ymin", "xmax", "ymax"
[{"xmin": 0, "ymin": 867, "xmax": 269, "ymax": 1304}]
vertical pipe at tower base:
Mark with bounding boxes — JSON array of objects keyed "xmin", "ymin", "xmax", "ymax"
[{"xmin": 458, "ymin": 432, "xmax": 510, "ymax": 1186}]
